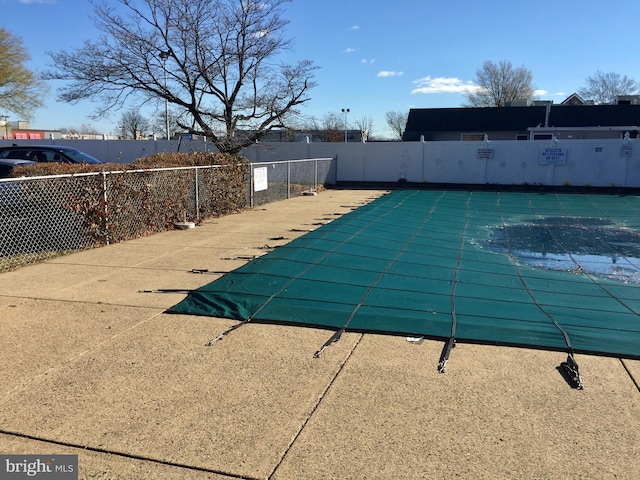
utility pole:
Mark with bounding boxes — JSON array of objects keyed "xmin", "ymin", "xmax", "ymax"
[
  {"xmin": 341, "ymin": 108, "xmax": 350, "ymax": 142},
  {"xmin": 159, "ymin": 50, "xmax": 171, "ymax": 140},
  {"xmin": 0, "ymin": 115, "xmax": 8, "ymax": 138}
]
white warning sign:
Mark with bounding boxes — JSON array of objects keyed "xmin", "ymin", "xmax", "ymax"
[{"xmin": 253, "ymin": 166, "xmax": 268, "ymax": 192}]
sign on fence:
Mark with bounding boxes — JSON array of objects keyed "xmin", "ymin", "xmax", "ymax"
[
  {"xmin": 539, "ymin": 148, "xmax": 567, "ymax": 165},
  {"xmin": 476, "ymin": 148, "xmax": 494, "ymax": 160},
  {"xmin": 253, "ymin": 166, "xmax": 268, "ymax": 191},
  {"xmin": 621, "ymin": 145, "xmax": 632, "ymax": 158}
]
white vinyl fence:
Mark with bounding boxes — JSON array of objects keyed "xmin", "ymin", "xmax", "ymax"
[{"xmin": 2, "ymin": 137, "xmax": 638, "ymax": 187}]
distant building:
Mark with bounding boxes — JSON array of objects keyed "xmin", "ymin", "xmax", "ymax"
[
  {"xmin": 257, "ymin": 129, "xmax": 363, "ymax": 143},
  {"xmin": 616, "ymin": 95, "xmax": 640, "ymax": 105},
  {"xmin": 560, "ymin": 93, "xmax": 591, "ymax": 106},
  {"xmin": 5, "ymin": 128, "xmax": 64, "ymax": 140},
  {"xmin": 403, "ymin": 95, "xmax": 640, "ymax": 141}
]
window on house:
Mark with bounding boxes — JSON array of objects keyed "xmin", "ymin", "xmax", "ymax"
[{"xmin": 461, "ymin": 133, "xmax": 486, "ymax": 141}]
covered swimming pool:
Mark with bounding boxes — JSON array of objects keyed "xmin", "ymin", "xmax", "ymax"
[{"xmin": 169, "ymin": 190, "xmax": 640, "ymax": 385}]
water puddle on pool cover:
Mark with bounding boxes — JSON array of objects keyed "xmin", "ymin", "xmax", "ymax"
[{"xmin": 484, "ymin": 217, "xmax": 640, "ymax": 283}]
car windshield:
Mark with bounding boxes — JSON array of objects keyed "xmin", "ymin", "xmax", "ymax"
[{"xmin": 56, "ymin": 148, "xmax": 102, "ymax": 164}]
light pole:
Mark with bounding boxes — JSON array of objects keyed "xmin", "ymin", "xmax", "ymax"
[
  {"xmin": 0, "ymin": 115, "xmax": 8, "ymax": 138},
  {"xmin": 341, "ymin": 108, "xmax": 350, "ymax": 142},
  {"xmin": 159, "ymin": 50, "xmax": 171, "ymax": 140}
]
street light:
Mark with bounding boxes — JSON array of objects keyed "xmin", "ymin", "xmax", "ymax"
[
  {"xmin": 159, "ymin": 50, "xmax": 171, "ymax": 140},
  {"xmin": 341, "ymin": 108, "xmax": 350, "ymax": 142},
  {"xmin": 0, "ymin": 115, "xmax": 8, "ymax": 139}
]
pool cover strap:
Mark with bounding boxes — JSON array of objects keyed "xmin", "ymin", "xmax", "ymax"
[
  {"xmin": 168, "ymin": 190, "xmax": 640, "ymax": 379},
  {"xmin": 314, "ymin": 191, "xmax": 445, "ymax": 358},
  {"xmin": 438, "ymin": 193, "xmax": 472, "ymax": 373},
  {"xmin": 496, "ymin": 193, "xmax": 584, "ymax": 388}
]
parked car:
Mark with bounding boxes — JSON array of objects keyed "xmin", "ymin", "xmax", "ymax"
[
  {"xmin": 0, "ymin": 145, "xmax": 103, "ymax": 165},
  {"xmin": 0, "ymin": 158, "xmax": 36, "ymax": 178},
  {"xmin": 0, "ymin": 160, "xmax": 34, "ymax": 211}
]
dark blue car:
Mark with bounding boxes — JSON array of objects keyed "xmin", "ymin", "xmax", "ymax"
[{"xmin": 0, "ymin": 145, "xmax": 103, "ymax": 167}]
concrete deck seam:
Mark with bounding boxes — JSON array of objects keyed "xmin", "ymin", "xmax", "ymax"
[
  {"xmin": 620, "ymin": 359, "xmax": 640, "ymax": 393},
  {"xmin": 0, "ymin": 430, "xmax": 257, "ymax": 480},
  {"xmin": 0, "ymin": 294, "xmax": 169, "ymax": 310},
  {"xmin": 266, "ymin": 333, "xmax": 366, "ymax": 480},
  {"xmin": 0, "ymin": 311, "xmax": 164, "ymax": 401},
  {"xmin": 46, "ymin": 262, "xmax": 213, "ymax": 273}
]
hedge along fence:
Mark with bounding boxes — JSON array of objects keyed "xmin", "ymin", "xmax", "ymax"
[
  {"xmin": 66, "ymin": 152, "xmax": 251, "ymax": 245},
  {"xmin": 0, "ymin": 153, "xmax": 249, "ymax": 271}
]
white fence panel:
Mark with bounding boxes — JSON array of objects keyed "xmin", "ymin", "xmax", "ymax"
[
  {"xmin": 482, "ymin": 142, "xmax": 550, "ymax": 185},
  {"xmin": 245, "ymin": 143, "xmax": 311, "ymax": 163},
  {"xmin": 362, "ymin": 142, "xmax": 422, "ymax": 183},
  {"xmin": 422, "ymin": 141, "xmax": 485, "ymax": 184},
  {"xmin": 2, "ymin": 137, "xmax": 639, "ymax": 187}
]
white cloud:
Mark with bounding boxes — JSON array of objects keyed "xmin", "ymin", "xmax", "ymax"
[
  {"xmin": 253, "ymin": 29, "xmax": 271, "ymax": 39},
  {"xmin": 533, "ymin": 89, "xmax": 547, "ymax": 97},
  {"xmin": 377, "ymin": 71, "xmax": 403, "ymax": 78},
  {"xmin": 411, "ymin": 76, "xmax": 479, "ymax": 94},
  {"xmin": 343, "ymin": 48, "xmax": 357, "ymax": 54},
  {"xmin": 349, "ymin": 25, "xmax": 360, "ymax": 31},
  {"xmin": 361, "ymin": 58, "xmax": 376, "ymax": 64}
]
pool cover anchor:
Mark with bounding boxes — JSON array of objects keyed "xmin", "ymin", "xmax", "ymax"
[
  {"xmin": 438, "ymin": 337, "xmax": 456, "ymax": 373},
  {"xmin": 140, "ymin": 288, "xmax": 194, "ymax": 294},
  {"xmin": 559, "ymin": 354, "xmax": 584, "ymax": 390},
  {"xmin": 314, "ymin": 329, "xmax": 344, "ymax": 358},
  {"xmin": 190, "ymin": 269, "xmax": 229, "ymax": 275},
  {"xmin": 205, "ymin": 319, "xmax": 251, "ymax": 346}
]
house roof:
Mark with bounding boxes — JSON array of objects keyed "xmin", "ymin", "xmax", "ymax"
[
  {"xmin": 404, "ymin": 106, "xmax": 546, "ymax": 139},
  {"xmin": 403, "ymin": 104, "xmax": 640, "ymax": 141},
  {"xmin": 549, "ymin": 104, "xmax": 640, "ymax": 127},
  {"xmin": 560, "ymin": 93, "xmax": 587, "ymax": 105}
]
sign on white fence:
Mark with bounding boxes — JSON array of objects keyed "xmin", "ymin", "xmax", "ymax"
[
  {"xmin": 253, "ymin": 166, "xmax": 268, "ymax": 191},
  {"xmin": 477, "ymin": 148, "xmax": 494, "ymax": 160},
  {"xmin": 621, "ymin": 145, "xmax": 632, "ymax": 158},
  {"xmin": 539, "ymin": 148, "xmax": 567, "ymax": 165}
]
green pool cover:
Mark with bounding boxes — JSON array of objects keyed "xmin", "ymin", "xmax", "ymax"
[{"xmin": 169, "ymin": 190, "xmax": 640, "ymax": 364}]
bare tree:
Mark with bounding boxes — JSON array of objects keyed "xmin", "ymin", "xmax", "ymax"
[
  {"xmin": 0, "ymin": 27, "xmax": 47, "ymax": 119},
  {"xmin": 385, "ymin": 110, "xmax": 408, "ymax": 140},
  {"xmin": 120, "ymin": 109, "xmax": 150, "ymax": 139},
  {"xmin": 46, "ymin": 0, "xmax": 317, "ymax": 154},
  {"xmin": 464, "ymin": 60, "xmax": 534, "ymax": 107},
  {"xmin": 578, "ymin": 70, "xmax": 639, "ymax": 104},
  {"xmin": 355, "ymin": 116, "xmax": 374, "ymax": 141},
  {"xmin": 152, "ymin": 109, "xmax": 182, "ymax": 139},
  {"xmin": 303, "ymin": 113, "xmax": 343, "ymax": 142},
  {"xmin": 57, "ymin": 125, "xmax": 100, "ymax": 138}
]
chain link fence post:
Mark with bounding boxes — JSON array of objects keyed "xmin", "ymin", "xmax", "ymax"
[
  {"xmin": 102, "ymin": 171, "xmax": 110, "ymax": 246},
  {"xmin": 1, "ymin": 159, "xmax": 336, "ymax": 272}
]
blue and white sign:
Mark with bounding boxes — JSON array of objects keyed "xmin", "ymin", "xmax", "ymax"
[
  {"xmin": 477, "ymin": 148, "xmax": 494, "ymax": 160},
  {"xmin": 621, "ymin": 145, "xmax": 632, "ymax": 158},
  {"xmin": 539, "ymin": 148, "xmax": 567, "ymax": 165}
]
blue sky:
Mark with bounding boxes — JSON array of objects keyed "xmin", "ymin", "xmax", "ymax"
[{"xmin": 3, "ymin": 0, "xmax": 640, "ymax": 138}]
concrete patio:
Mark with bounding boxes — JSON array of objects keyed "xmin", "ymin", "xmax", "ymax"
[{"xmin": 0, "ymin": 189, "xmax": 638, "ymax": 479}]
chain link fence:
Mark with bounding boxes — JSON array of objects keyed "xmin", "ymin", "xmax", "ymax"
[
  {"xmin": 250, "ymin": 157, "xmax": 335, "ymax": 206},
  {"xmin": 0, "ymin": 158, "xmax": 336, "ymax": 272}
]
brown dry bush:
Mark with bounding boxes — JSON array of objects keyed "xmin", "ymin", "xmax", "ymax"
[{"xmin": 10, "ymin": 152, "xmax": 249, "ymax": 246}]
